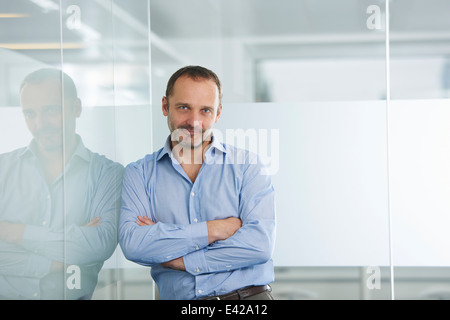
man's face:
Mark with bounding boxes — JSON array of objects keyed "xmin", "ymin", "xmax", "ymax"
[
  {"xmin": 20, "ymin": 80, "xmax": 81, "ymax": 152},
  {"xmin": 162, "ymin": 75, "xmax": 222, "ymax": 150}
]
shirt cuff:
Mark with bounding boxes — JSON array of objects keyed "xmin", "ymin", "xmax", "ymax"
[
  {"xmin": 183, "ymin": 246, "xmax": 209, "ymax": 275},
  {"xmin": 187, "ymin": 221, "xmax": 209, "ymax": 252},
  {"xmin": 22, "ymin": 224, "xmax": 46, "ymax": 253},
  {"xmin": 27, "ymin": 253, "xmax": 52, "ymax": 278}
]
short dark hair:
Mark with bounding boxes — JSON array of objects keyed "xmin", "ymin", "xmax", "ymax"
[
  {"xmin": 20, "ymin": 68, "xmax": 78, "ymax": 101},
  {"xmin": 165, "ymin": 65, "xmax": 222, "ymax": 103}
]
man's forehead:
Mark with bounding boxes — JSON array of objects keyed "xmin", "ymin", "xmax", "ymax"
[
  {"xmin": 170, "ymin": 76, "xmax": 219, "ymax": 103},
  {"xmin": 22, "ymin": 79, "xmax": 62, "ymax": 91},
  {"xmin": 20, "ymin": 80, "xmax": 67, "ymax": 103},
  {"xmin": 173, "ymin": 76, "xmax": 218, "ymax": 91}
]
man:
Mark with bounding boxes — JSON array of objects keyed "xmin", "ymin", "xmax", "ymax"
[
  {"xmin": 119, "ymin": 65, "xmax": 276, "ymax": 300},
  {"xmin": 0, "ymin": 68, "xmax": 123, "ymax": 299}
]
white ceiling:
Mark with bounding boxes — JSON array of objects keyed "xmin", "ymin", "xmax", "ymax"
[{"xmin": 0, "ymin": 0, "xmax": 449, "ymax": 65}]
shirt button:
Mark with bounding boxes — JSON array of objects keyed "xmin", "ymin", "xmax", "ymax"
[
  {"xmin": 193, "ymin": 218, "xmax": 198, "ymax": 223},
  {"xmin": 196, "ymin": 268, "xmax": 200, "ymax": 273},
  {"xmin": 198, "ymin": 289, "xmax": 203, "ymax": 294},
  {"xmin": 195, "ymin": 246, "xmax": 199, "ymax": 250},
  {"xmin": 191, "ymin": 192, "xmax": 195, "ymax": 196}
]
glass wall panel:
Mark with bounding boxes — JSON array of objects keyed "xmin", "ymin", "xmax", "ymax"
[
  {"xmin": 150, "ymin": 0, "xmax": 392, "ymax": 299},
  {"xmin": 389, "ymin": 0, "xmax": 450, "ymax": 299},
  {"xmin": 66, "ymin": 0, "xmax": 153, "ymax": 300},
  {"xmin": 0, "ymin": 0, "xmax": 66, "ymax": 300},
  {"xmin": 4, "ymin": 0, "xmax": 448, "ymax": 301},
  {"xmin": 0, "ymin": 0, "xmax": 154, "ymax": 300},
  {"xmin": 60, "ymin": 0, "xmax": 122, "ymax": 300}
]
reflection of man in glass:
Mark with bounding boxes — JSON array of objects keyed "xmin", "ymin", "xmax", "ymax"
[{"xmin": 0, "ymin": 68, "xmax": 123, "ymax": 299}]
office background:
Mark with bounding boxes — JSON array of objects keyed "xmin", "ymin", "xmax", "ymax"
[{"xmin": 1, "ymin": 0, "xmax": 450, "ymax": 299}]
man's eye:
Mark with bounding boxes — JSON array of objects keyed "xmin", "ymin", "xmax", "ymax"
[
  {"xmin": 23, "ymin": 111, "xmax": 35, "ymax": 119},
  {"xmin": 45, "ymin": 106, "xmax": 61, "ymax": 115}
]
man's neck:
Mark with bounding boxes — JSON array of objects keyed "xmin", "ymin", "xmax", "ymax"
[
  {"xmin": 171, "ymin": 139, "xmax": 212, "ymax": 166},
  {"xmin": 36, "ymin": 136, "xmax": 78, "ymax": 184},
  {"xmin": 171, "ymin": 141, "xmax": 210, "ymax": 183}
]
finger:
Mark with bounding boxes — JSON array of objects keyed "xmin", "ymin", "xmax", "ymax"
[
  {"xmin": 136, "ymin": 217, "xmax": 149, "ymax": 226},
  {"xmin": 138, "ymin": 215, "xmax": 155, "ymax": 225},
  {"xmin": 85, "ymin": 217, "xmax": 101, "ymax": 227}
]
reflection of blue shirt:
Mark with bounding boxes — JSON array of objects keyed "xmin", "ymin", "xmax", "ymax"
[
  {"xmin": 119, "ymin": 136, "xmax": 276, "ymax": 300},
  {"xmin": 0, "ymin": 136, "xmax": 123, "ymax": 299}
]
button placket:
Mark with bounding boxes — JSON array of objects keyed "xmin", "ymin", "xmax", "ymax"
[
  {"xmin": 42, "ymin": 183, "xmax": 52, "ymax": 228},
  {"xmin": 189, "ymin": 174, "xmax": 201, "ymax": 224},
  {"xmin": 189, "ymin": 186, "xmax": 196, "ymax": 223}
]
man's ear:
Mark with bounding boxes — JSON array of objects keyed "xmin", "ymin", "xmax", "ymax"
[
  {"xmin": 215, "ymin": 104, "xmax": 222, "ymax": 123},
  {"xmin": 73, "ymin": 98, "xmax": 82, "ymax": 118},
  {"xmin": 162, "ymin": 96, "xmax": 169, "ymax": 116}
]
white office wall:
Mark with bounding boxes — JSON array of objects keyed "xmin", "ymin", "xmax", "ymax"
[
  {"xmin": 214, "ymin": 101, "xmax": 391, "ymax": 266},
  {"xmin": 389, "ymin": 99, "xmax": 450, "ymax": 266}
]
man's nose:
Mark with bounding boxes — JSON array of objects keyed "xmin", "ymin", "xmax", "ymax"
[
  {"xmin": 186, "ymin": 114, "xmax": 202, "ymax": 128},
  {"xmin": 33, "ymin": 113, "xmax": 43, "ymax": 128},
  {"xmin": 33, "ymin": 112, "xmax": 49, "ymax": 130}
]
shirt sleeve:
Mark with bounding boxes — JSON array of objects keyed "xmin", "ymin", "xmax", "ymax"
[
  {"xmin": 0, "ymin": 240, "xmax": 51, "ymax": 278},
  {"xmin": 118, "ymin": 160, "xmax": 209, "ymax": 267},
  {"xmin": 183, "ymin": 157, "xmax": 276, "ymax": 275},
  {"xmin": 22, "ymin": 161, "xmax": 124, "ymax": 266}
]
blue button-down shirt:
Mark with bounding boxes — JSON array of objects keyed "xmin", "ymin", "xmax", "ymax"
[
  {"xmin": 0, "ymin": 136, "xmax": 123, "ymax": 299},
  {"xmin": 119, "ymin": 136, "xmax": 276, "ymax": 300}
]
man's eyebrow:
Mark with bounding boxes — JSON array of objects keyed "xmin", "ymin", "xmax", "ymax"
[{"xmin": 174, "ymin": 102, "xmax": 214, "ymax": 109}]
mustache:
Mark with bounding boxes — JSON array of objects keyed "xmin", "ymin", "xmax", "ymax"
[
  {"xmin": 33, "ymin": 127, "xmax": 61, "ymax": 136},
  {"xmin": 176, "ymin": 125, "xmax": 204, "ymax": 133}
]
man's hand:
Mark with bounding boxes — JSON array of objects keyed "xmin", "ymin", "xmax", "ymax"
[
  {"xmin": 85, "ymin": 217, "xmax": 101, "ymax": 227},
  {"xmin": 162, "ymin": 257, "xmax": 185, "ymax": 271},
  {"xmin": 207, "ymin": 217, "xmax": 242, "ymax": 244},
  {"xmin": 136, "ymin": 215, "xmax": 155, "ymax": 226}
]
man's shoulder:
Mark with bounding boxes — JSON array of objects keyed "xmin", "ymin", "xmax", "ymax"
[
  {"xmin": 0, "ymin": 146, "xmax": 28, "ymax": 164},
  {"xmin": 0, "ymin": 147, "xmax": 32, "ymax": 180},
  {"xmin": 0, "ymin": 146, "xmax": 27, "ymax": 157},
  {"xmin": 124, "ymin": 148, "xmax": 163, "ymax": 174},
  {"xmin": 82, "ymin": 147, "xmax": 124, "ymax": 175},
  {"xmin": 219, "ymin": 143, "xmax": 274, "ymax": 177},
  {"xmin": 220, "ymin": 143, "xmax": 260, "ymax": 166}
]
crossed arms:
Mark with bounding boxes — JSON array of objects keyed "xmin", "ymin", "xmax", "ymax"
[
  {"xmin": 118, "ymin": 159, "xmax": 276, "ymax": 276},
  {"xmin": 135, "ymin": 215, "xmax": 242, "ymax": 271}
]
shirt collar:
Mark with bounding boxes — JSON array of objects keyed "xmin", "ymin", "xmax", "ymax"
[
  {"xmin": 156, "ymin": 133, "xmax": 227, "ymax": 162},
  {"xmin": 18, "ymin": 134, "xmax": 90, "ymax": 163},
  {"xmin": 71, "ymin": 136, "xmax": 91, "ymax": 162},
  {"xmin": 156, "ymin": 136, "xmax": 172, "ymax": 161}
]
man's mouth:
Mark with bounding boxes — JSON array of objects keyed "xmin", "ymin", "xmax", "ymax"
[
  {"xmin": 179, "ymin": 128, "xmax": 202, "ymax": 136},
  {"xmin": 35, "ymin": 129, "xmax": 61, "ymax": 139}
]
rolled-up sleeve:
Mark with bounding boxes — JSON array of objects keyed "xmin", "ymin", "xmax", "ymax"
[{"xmin": 119, "ymin": 161, "xmax": 209, "ymax": 266}]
